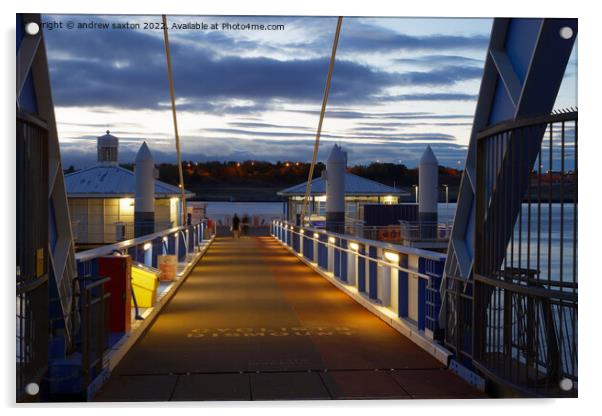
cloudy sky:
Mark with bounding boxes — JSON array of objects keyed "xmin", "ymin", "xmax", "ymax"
[{"xmin": 42, "ymin": 15, "xmax": 577, "ymax": 168}]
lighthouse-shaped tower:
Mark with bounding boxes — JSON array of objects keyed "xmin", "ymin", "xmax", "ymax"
[
  {"xmin": 325, "ymin": 144, "xmax": 347, "ymax": 232},
  {"xmin": 134, "ymin": 142, "xmax": 156, "ymax": 237},
  {"xmin": 418, "ymin": 145, "xmax": 439, "ymax": 239}
]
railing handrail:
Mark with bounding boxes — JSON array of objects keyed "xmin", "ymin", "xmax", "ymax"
[
  {"xmin": 75, "ymin": 221, "xmax": 204, "ymax": 262},
  {"xmin": 398, "ymin": 220, "xmax": 452, "ymax": 227},
  {"xmin": 476, "ymin": 110, "xmax": 577, "ymax": 141},
  {"xmin": 275, "ymin": 220, "xmax": 446, "ymax": 261}
]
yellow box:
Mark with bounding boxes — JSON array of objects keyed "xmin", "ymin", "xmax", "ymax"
[{"xmin": 131, "ymin": 265, "xmax": 159, "ymax": 308}]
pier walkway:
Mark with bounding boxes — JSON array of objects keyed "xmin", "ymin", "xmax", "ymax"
[{"xmin": 95, "ymin": 237, "xmax": 485, "ymax": 401}]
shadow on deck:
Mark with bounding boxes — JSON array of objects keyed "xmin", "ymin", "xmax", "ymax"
[{"xmin": 95, "ymin": 236, "xmax": 486, "ymax": 401}]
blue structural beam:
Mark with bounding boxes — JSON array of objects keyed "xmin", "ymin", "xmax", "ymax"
[
  {"xmin": 357, "ymin": 244, "xmax": 366, "ymax": 294},
  {"xmin": 303, "ymin": 234, "xmax": 313, "ymax": 261},
  {"xmin": 318, "ymin": 234, "xmax": 328, "ymax": 269},
  {"xmin": 333, "ymin": 237, "xmax": 341, "ymax": 279},
  {"xmin": 368, "ymin": 246, "xmax": 378, "ymax": 300},
  {"xmin": 340, "ymin": 239, "xmax": 348, "ymax": 282},
  {"xmin": 398, "ymin": 254, "xmax": 409, "ymax": 318}
]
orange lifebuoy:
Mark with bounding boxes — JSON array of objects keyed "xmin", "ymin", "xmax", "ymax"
[{"xmin": 377, "ymin": 226, "xmax": 400, "ymax": 242}]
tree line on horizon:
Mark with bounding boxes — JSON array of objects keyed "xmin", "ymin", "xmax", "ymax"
[
  {"xmin": 63, "ymin": 160, "xmax": 464, "ymax": 201},
  {"xmin": 156, "ymin": 160, "xmax": 462, "ymax": 189}
]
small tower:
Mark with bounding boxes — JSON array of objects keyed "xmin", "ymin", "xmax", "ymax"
[
  {"xmin": 134, "ymin": 142, "xmax": 155, "ymax": 237},
  {"xmin": 97, "ymin": 130, "xmax": 119, "ymax": 166},
  {"xmin": 418, "ymin": 145, "xmax": 439, "ymax": 239},
  {"xmin": 325, "ymin": 144, "xmax": 347, "ymax": 232}
]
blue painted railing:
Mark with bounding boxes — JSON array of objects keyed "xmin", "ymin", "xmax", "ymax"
[
  {"xmin": 272, "ymin": 220, "xmax": 446, "ymax": 338},
  {"xmin": 76, "ymin": 221, "xmax": 208, "ymax": 278}
]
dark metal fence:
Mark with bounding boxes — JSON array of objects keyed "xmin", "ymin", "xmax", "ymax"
[
  {"xmin": 76, "ymin": 277, "xmax": 111, "ymax": 391},
  {"xmin": 16, "ymin": 112, "xmax": 49, "ymax": 401},
  {"xmin": 443, "ymin": 274, "xmax": 474, "ymax": 368},
  {"xmin": 473, "ymin": 110, "xmax": 577, "ymax": 396}
]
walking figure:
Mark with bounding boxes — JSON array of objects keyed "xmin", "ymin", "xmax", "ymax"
[{"xmin": 232, "ymin": 213, "xmax": 240, "ymax": 239}]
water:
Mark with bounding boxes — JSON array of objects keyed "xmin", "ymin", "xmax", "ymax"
[
  {"xmin": 198, "ymin": 201, "xmax": 456, "ymax": 223},
  {"xmin": 202, "ymin": 201, "xmax": 285, "ymax": 217},
  {"xmin": 192, "ymin": 201, "xmax": 285, "ymax": 225}
]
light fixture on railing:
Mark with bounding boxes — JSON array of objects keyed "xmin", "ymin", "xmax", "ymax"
[
  {"xmin": 328, "ymin": 236, "xmax": 336, "ymax": 244},
  {"xmin": 162, "ymin": 236, "xmax": 168, "ymax": 242},
  {"xmin": 313, "ymin": 233, "xmax": 320, "ymax": 238},
  {"xmin": 349, "ymin": 242, "xmax": 359, "ymax": 251},
  {"xmin": 143, "ymin": 242, "xmax": 152, "ymax": 251},
  {"xmin": 300, "ymin": 229, "xmax": 305, "ymax": 234},
  {"xmin": 384, "ymin": 251, "xmax": 399, "ymax": 263}
]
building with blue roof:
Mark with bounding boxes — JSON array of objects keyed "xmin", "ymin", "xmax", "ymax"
[
  {"xmin": 278, "ymin": 169, "xmax": 411, "ymax": 223},
  {"xmin": 65, "ymin": 131, "xmax": 195, "ymax": 245}
]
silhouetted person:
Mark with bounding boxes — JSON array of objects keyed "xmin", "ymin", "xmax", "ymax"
[{"xmin": 232, "ymin": 213, "xmax": 240, "ymax": 239}]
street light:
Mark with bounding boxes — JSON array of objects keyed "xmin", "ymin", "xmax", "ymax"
[{"xmin": 442, "ymin": 184, "xmax": 449, "ymax": 224}]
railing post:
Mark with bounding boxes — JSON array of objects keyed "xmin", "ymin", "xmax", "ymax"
[
  {"xmin": 173, "ymin": 231, "xmax": 179, "ymax": 259},
  {"xmin": 381, "ymin": 250, "xmax": 398, "ymax": 310},
  {"xmin": 327, "ymin": 236, "xmax": 335, "ymax": 273},
  {"xmin": 161, "ymin": 236, "xmax": 167, "ymax": 255},
  {"xmin": 178, "ymin": 231, "xmax": 187, "ymax": 261},
  {"xmin": 143, "ymin": 242, "xmax": 152, "ymax": 267}
]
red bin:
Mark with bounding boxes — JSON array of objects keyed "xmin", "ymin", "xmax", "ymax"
[{"xmin": 98, "ymin": 255, "xmax": 132, "ymax": 333}]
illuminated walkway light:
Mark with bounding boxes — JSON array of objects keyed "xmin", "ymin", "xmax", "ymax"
[{"xmin": 384, "ymin": 251, "xmax": 399, "ymax": 263}]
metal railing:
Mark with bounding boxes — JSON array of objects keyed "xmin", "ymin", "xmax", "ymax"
[
  {"xmin": 16, "ymin": 111, "xmax": 49, "ymax": 401},
  {"xmin": 471, "ymin": 110, "xmax": 577, "ymax": 396},
  {"xmin": 271, "ymin": 220, "xmax": 447, "ymax": 339},
  {"xmin": 76, "ymin": 220, "xmax": 210, "ymax": 272},
  {"xmin": 309, "ymin": 219, "xmax": 452, "ymax": 245},
  {"xmin": 75, "ymin": 276, "xmax": 111, "ymax": 391},
  {"xmin": 399, "ymin": 221, "xmax": 452, "ymax": 242}
]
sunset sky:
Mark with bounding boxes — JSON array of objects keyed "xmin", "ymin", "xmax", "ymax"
[{"xmin": 42, "ymin": 15, "xmax": 577, "ymax": 168}]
